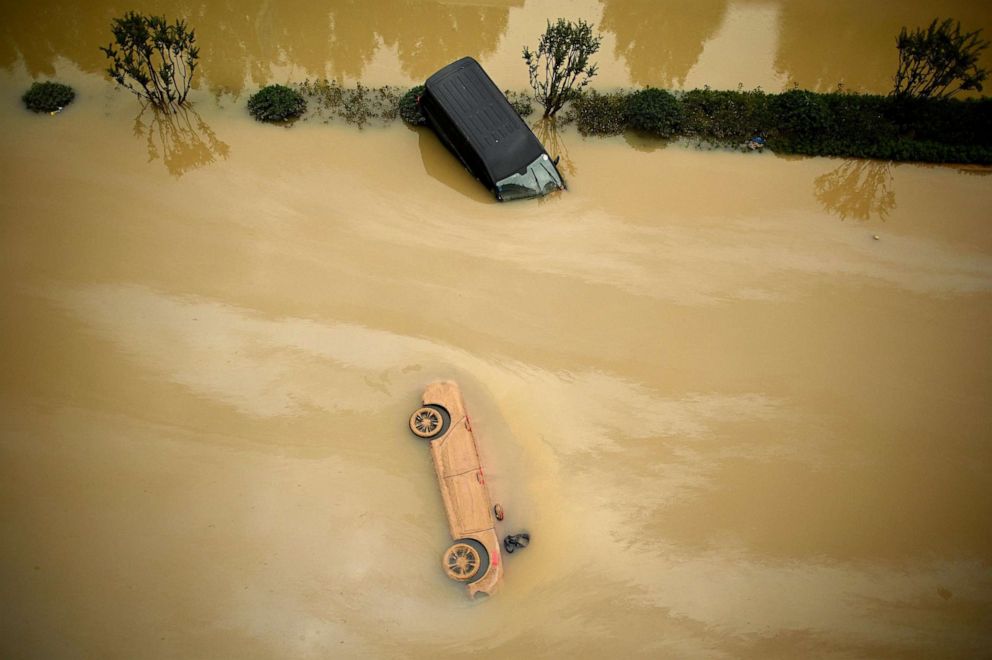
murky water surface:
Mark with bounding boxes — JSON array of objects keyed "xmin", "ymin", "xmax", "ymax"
[{"xmin": 2, "ymin": 2, "xmax": 992, "ymax": 658}]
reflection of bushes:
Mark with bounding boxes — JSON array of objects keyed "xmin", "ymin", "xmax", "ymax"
[
  {"xmin": 22, "ymin": 81, "xmax": 75, "ymax": 112},
  {"xmin": 133, "ymin": 105, "xmax": 230, "ymax": 177},
  {"xmin": 247, "ymin": 84, "xmax": 307, "ymax": 122},
  {"xmin": 567, "ymin": 87, "xmax": 992, "ymax": 164},
  {"xmin": 815, "ymin": 160, "xmax": 896, "ymax": 221}
]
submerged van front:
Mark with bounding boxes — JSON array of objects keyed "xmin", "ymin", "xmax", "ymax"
[{"xmin": 419, "ymin": 57, "xmax": 566, "ymax": 201}]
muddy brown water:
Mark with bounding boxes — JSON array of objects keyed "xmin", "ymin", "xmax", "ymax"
[{"xmin": 2, "ymin": 1, "xmax": 992, "ymax": 658}]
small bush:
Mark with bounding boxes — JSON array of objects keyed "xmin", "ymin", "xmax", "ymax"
[
  {"xmin": 398, "ymin": 85, "xmax": 426, "ymax": 126},
  {"xmin": 626, "ymin": 88, "xmax": 683, "ymax": 137},
  {"xmin": 573, "ymin": 91, "xmax": 628, "ymax": 135},
  {"xmin": 505, "ymin": 90, "xmax": 534, "ymax": 117},
  {"xmin": 22, "ymin": 81, "xmax": 75, "ymax": 113},
  {"xmin": 247, "ymin": 84, "xmax": 307, "ymax": 122}
]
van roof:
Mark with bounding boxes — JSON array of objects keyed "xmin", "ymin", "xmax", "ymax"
[{"xmin": 424, "ymin": 57, "xmax": 545, "ymax": 183}]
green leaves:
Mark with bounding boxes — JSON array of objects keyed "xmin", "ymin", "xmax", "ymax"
[
  {"xmin": 893, "ymin": 18, "xmax": 989, "ymax": 98},
  {"xmin": 247, "ymin": 85, "xmax": 307, "ymax": 123},
  {"xmin": 22, "ymin": 81, "xmax": 75, "ymax": 113},
  {"xmin": 570, "ymin": 86, "xmax": 992, "ymax": 164},
  {"xmin": 626, "ymin": 88, "xmax": 683, "ymax": 138},
  {"xmin": 523, "ymin": 18, "xmax": 602, "ymax": 117},
  {"xmin": 101, "ymin": 12, "xmax": 198, "ymax": 111},
  {"xmin": 398, "ymin": 85, "xmax": 427, "ymax": 126}
]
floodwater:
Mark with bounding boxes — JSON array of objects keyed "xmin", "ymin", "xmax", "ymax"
[{"xmin": 2, "ymin": 1, "xmax": 992, "ymax": 658}]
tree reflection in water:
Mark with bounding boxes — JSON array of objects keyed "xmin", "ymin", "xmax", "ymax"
[
  {"xmin": 599, "ymin": 0, "xmax": 727, "ymax": 88},
  {"xmin": 533, "ymin": 118, "xmax": 575, "ymax": 177},
  {"xmin": 132, "ymin": 105, "xmax": 230, "ymax": 177},
  {"xmin": 773, "ymin": 0, "xmax": 992, "ymax": 92},
  {"xmin": 0, "ymin": 1, "xmax": 515, "ymax": 96},
  {"xmin": 814, "ymin": 159, "xmax": 895, "ymax": 221}
]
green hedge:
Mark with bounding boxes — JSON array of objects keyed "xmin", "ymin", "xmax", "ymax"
[{"xmin": 572, "ymin": 87, "xmax": 992, "ymax": 164}]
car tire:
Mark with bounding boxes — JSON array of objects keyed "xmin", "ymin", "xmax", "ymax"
[
  {"xmin": 442, "ymin": 538, "xmax": 490, "ymax": 583},
  {"xmin": 409, "ymin": 404, "xmax": 450, "ymax": 439}
]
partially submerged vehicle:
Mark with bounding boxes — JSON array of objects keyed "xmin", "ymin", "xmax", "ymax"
[
  {"xmin": 419, "ymin": 57, "xmax": 565, "ymax": 202},
  {"xmin": 409, "ymin": 381, "xmax": 503, "ymax": 597}
]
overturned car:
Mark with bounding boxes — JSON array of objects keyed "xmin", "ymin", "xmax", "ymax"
[{"xmin": 419, "ymin": 57, "xmax": 565, "ymax": 202}]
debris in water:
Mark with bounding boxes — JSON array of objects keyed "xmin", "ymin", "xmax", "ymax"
[
  {"xmin": 747, "ymin": 136, "xmax": 766, "ymax": 151},
  {"xmin": 503, "ymin": 532, "xmax": 530, "ymax": 554}
]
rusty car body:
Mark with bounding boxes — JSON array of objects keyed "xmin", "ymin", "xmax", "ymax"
[{"xmin": 408, "ymin": 381, "xmax": 503, "ymax": 597}]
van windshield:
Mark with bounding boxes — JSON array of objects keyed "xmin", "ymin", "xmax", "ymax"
[{"xmin": 496, "ymin": 155, "xmax": 564, "ymax": 201}]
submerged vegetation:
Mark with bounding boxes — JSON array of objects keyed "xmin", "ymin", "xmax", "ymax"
[
  {"xmin": 22, "ymin": 81, "xmax": 75, "ymax": 113},
  {"xmin": 297, "ymin": 80, "xmax": 401, "ymax": 128},
  {"xmin": 101, "ymin": 12, "xmax": 198, "ymax": 112},
  {"xmin": 570, "ymin": 86, "xmax": 992, "ymax": 164},
  {"xmin": 505, "ymin": 90, "xmax": 535, "ymax": 118},
  {"xmin": 17, "ymin": 13, "xmax": 984, "ymax": 166},
  {"xmin": 247, "ymin": 85, "xmax": 307, "ymax": 122},
  {"xmin": 569, "ymin": 91, "xmax": 628, "ymax": 135}
]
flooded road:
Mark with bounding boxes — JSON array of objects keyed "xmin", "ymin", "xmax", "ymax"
[{"xmin": 3, "ymin": 1, "xmax": 992, "ymax": 658}]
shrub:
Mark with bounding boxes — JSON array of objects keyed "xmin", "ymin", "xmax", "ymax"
[
  {"xmin": 626, "ymin": 88, "xmax": 683, "ymax": 137},
  {"xmin": 247, "ymin": 84, "xmax": 307, "ymax": 122},
  {"xmin": 893, "ymin": 18, "xmax": 989, "ymax": 98},
  {"xmin": 769, "ymin": 88, "xmax": 833, "ymax": 150},
  {"xmin": 523, "ymin": 18, "xmax": 602, "ymax": 117},
  {"xmin": 505, "ymin": 90, "xmax": 534, "ymax": 117},
  {"xmin": 572, "ymin": 91, "xmax": 627, "ymax": 135},
  {"xmin": 681, "ymin": 87, "xmax": 771, "ymax": 142},
  {"xmin": 101, "ymin": 12, "xmax": 198, "ymax": 112},
  {"xmin": 398, "ymin": 85, "xmax": 426, "ymax": 126},
  {"xmin": 22, "ymin": 81, "xmax": 75, "ymax": 113}
]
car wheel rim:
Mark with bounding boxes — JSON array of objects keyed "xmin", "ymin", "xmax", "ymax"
[
  {"xmin": 410, "ymin": 407, "xmax": 442, "ymax": 438},
  {"xmin": 443, "ymin": 543, "xmax": 481, "ymax": 581}
]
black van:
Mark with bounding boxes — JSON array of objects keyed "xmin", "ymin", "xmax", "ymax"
[{"xmin": 419, "ymin": 57, "xmax": 565, "ymax": 202}]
